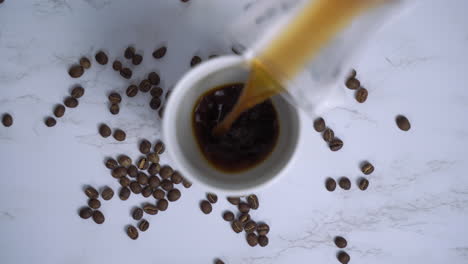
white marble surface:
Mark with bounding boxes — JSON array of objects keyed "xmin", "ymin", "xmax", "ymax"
[{"xmin": 1, "ymin": 0, "xmax": 468, "ymax": 263}]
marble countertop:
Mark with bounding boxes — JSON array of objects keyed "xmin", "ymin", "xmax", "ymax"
[{"xmin": 1, "ymin": 0, "xmax": 468, "ymax": 263}]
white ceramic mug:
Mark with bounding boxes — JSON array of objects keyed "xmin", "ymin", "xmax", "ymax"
[{"xmin": 162, "ymin": 56, "xmax": 301, "ymax": 195}]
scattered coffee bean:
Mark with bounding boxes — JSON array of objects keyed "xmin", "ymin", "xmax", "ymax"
[
  {"xmin": 142, "ymin": 186, "xmax": 153, "ymax": 197},
  {"xmin": 152, "ymin": 188, "xmax": 165, "ymax": 200},
  {"xmin": 108, "ymin": 92, "xmax": 122, "ymax": 104},
  {"xmin": 126, "ymin": 85, "xmax": 138, "ymax": 97},
  {"xmin": 247, "ymin": 194, "xmax": 259, "ymax": 209},
  {"xmin": 323, "ymin": 128, "xmax": 334, "ymax": 142},
  {"xmin": 138, "ymin": 219, "xmax": 149, "ymax": 232},
  {"xmin": 88, "ymin": 198, "xmax": 101, "ymax": 209},
  {"xmin": 132, "ymin": 54, "xmax": 143, "ymax": 65},
  {"xmin": 227, "ymin": 197, "xmax": 240, "ymax": 205},
  {"xmin": 167, "ymin": 189, "xmax": 181, "ymax": 202},
  {"xmin": 113, "ymin": 129, "xmax": 126, "ymax": 141},
  {"xmin": 119, "ymin": 177, "xmax": 130, "ymax": 187},
  {"xmin": 79, "ymin": 57, "xmax": 91, "ymax": 69},
  {"xmin": 105, "ymin": 158, "xmax": 118, "ymax": 169},
  {"xmin": 79, "ymin": 207, "xmax": 93, "ymax": 219},
  {"xmin": 223, "ymin": 211, "xmax": 234, "ymax": 221},
  {"xmin": 152, "ymin": 47, "xmax": 167, "ymax": 59},
  {"xmin": 45, "ymin": 117, "xmax": 56, "ymax": 127},
  {"xmin": 159, "ymin": 165, "xmax": 173, "ymax": 179},
  {"xmin": 112, "ymin": 60, "xmax": 122, "ymax": 71},
  {"xmin": 137, "ymin": 172, "xmax": 149, "ymax": 185},
  {"xmin": 257, "ymin": 223, "xmax": 270, "ymax": 236},
  {"xmin": 171, "ymin": 172, "xmax": 183, "ymax": 184},
  {"xmin": 2, "ymin": 113, "xmax": 13, "ymax": 127},
  {"xmin": 146, "ymin": 152, "xmax": 159, "ymax": 163},
  {"xmin": 118, "ymin": 155, "xmax": 132, "ymax": 167},
  {"xmin": 190, "ymin": 56, "xmax": 202, "ymax": 67},
  {"xmin": 120, "ymin": 68, "xmax": 132, "ymax": 79},
  {"xmin": 64, "ymin": 97, "xmax": 78, "ymax": 108},
  {"xmin": 329, "ymin": 138, "xmax": 343, "ymax": 151},
  {"xmin": 139, "ymin": 79, "xmax": 151, "ymax": 93},
  {"xmin": 53, "ymin": 104, "xmax": 65, "ymax": 118},
  {"xmin": 130, "ymin": 181, "xmax": 142, "ymax": 194},
  {"xmin": 361, "ymin": 162, "xmax": 374, "ymax": 175},
  {"xmin": 207, "ymin": 193, "xmax": 218, "ymax": 204},
  {"xmin": 119, "ymin": 187, "xmax": 131, "ymax": 200},
  {"xmin": 338, "ymin": 177, "xmax": 351, "ymax": 190},
  {"xmin": 127, "ymin": 165, "xmax": 138, "ymax": 178},
  {"xmin": 150, "ymin": 87, "xmax": 163, "ymax": 97},
  {"xmin": 349, "ymin": 69, "xmax": 357, "ymax": 79},
  {"xmin": 132, "ymin": 208, "xmax": 143, "ymax": 220},
  {"xmin": 101, "ymin": 187, "xmax": 114, "ymax": 200},
  {"xmin": 99, "ymin": 124, "xmax": 111, "ymax": 138},
  {"xmin": 112, "ymin": 167, "xmax": 127, "ymax": 178},
  {"xmin": 157, "ymin": 199, "xmax": 169, "ymax": 211},
  {"xmin": 143, "ymin": 203, "xmax": 158, "ymax": 215},
  {"xmin": 68, "ymin": 65, "xmax": 84, "ymax": 78},
  {"xmin": 148, "ymin": 176, "xmax": 161, "ymax": 188},
  {"xmin": 313, "ymin": 117, "xmax": 326, "ymax": 132},
  {"xmin": 150, "ymin": 97, "xmax": 161, "ymax": 110},
  {"xmin": 161, "ymin": 179, "xmax": 173, "ymax": 191},
  {"xmin": 71, "ymin": 86, "xmax": 85, "ymax": 99},
  {"xmin": 200, "ymin": 200, "xmax": 212, "ymax": 214},
  {"xmin": 153, "ymin": 141, "xmax": 165, "ymax": 155},
  {"xmin": 95, "ymin": 51, "xmax": 108, "ymax": 65},
  {"xmin": 232, "ymin": 220, "xmax": 243, "ymax": 233},
  {"xmin": 148, "ymin": 72, "xmax": 160, "ymax": 85},
  {"xmin": 396, "ymin": 115, "xmax": 411, "ymax": 131},
  {"xmin": 148, "ymin": 163, "xmax": 160, "ymax": 176},
  {"xmin": 239, "ymin": 213, "xmax": 250, "ymax": 224},
  {"xmin": 214, "ymin": 259, "xmax": 224, "ymax": 264},
  {"xmin": 334, "ymin": 236, "xmax": 347, "ymax": 248},
  {"xmin": 355, "ymin": 87, "xmax": 368, "ymax": 103},
  {"xmin": 127, "ymin": 225, "xmax": 139, "ymax": 240},
  {"xmin": 238, "ymin": 203, "xmax": 250, "ymax": 214},
  {"xmin": 358, "ymin": 178, "xmax": 369, "ymax": 190},
  {"xmin": 124, "ymin": 47, "xmax": 135, "ymax": 59},
  {"xmin": 92, "ymin": 210, "xmax": 105, "ymax": 224},
  {"xmin": 137, "ymin": 157, "xmax": 148, "ymax": 170},
  {"xmin": 84, "ymin": 186, "xmax": 99, "ymax": 199},
  {"xmin": 139, "ymin": 139, "xmax": 151, "ymax": 154},
  {"xmin": 247, "ymin": 233, "xmax": 258, "ymax": 247},
  {"xmin": 325, "ymin": 178, "xmax": 337, "ymax": 192},
  {"xmin": 109, "ymin": 103, "xmax": 120, "ymax": 115},
  {"xmin": 337, "ymin": 251, "xmax": 350, "ymax": 264},
  {"xmin": 345, "ymin": 78, "xmax": 360, "ymax": 90},
  {"xmin": 244, "ymin": 221, "xmax": 257, "ymax": 233},
  {"xmin": 182, "ymin": 179, "xmax": 192, "ymax": 188},
  {"xmin": 258, "ymin": 235, "xmax": 269, "ymax": 247}
]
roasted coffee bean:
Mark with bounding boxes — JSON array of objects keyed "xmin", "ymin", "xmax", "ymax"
[
  {"xmin": 358, "ymin": 178, "xmax": 369, "ymax": 190},
  {"xmin": 152, "ymin": 188, "xmax": 165, "ymax": 200},
  {"xmin": 109, "ymin": 103, "xmax": 120, "ymax": 115},
  {"xmin": 214, "ymin": 259, "xmax": 224, "ymax": 264},
  {"xmin": 200, "ymin": 200, "xmax": 212, "ymax": 214},
  {"xmin": 258, "ymin": 235, "xmax": 269, "ymax": 247},
  {"xmin": 396, "ymin": 115, "xmax": 411, "ymax": 131},
  {"xmin": 79, "ymin": 207, "xmax": 93, "ymax": 219},
  {"xmin": 148, "ymin": 72, "xmax": 160, "ymax": 85},
  {"xmin": 150, "ymin": 87, "xmax": 163, "ymax": 97},
  {"xmin": 112, "ymin": 167, "xmax": 127, "ymax": 178},
  {"xmin": 147, "ymin": 163, "xmax": 160, "ymax": 176},
  {"xmin": 337, "ymin": 251, "xmax": 350, "ymax": 264},
  {"xmin": 53, "ymin": 104, "xmax": 65, "ymax": 118},
  {"xmin": 247, "ymin": 233, "xmax": 258, "ymax": 247},
  {"xmin": 88, "ymin": 198, "xmax": 101, "ymax": 209},
  {"xmin": 117, "ymin": 155, "xmax": 132, "ymax": 167},
  {"xmin": 101, "ymin": 187, "xmax": 114, "ymax": 200},
  {"xmin": 132, "ymin": 208, "xmax": 143, "ymax": 220},
  {"xmin": 119, "ymin": 177, "xmax": 131, "ymax": 187},
  {"xmin": 105, "ymin": 158, "xmax": 118, "ymax": 169},
  {"xmin": 239, "ymin": 213, "xmax": 250, "ymax": 224},
  {"xmin": 257, "ymin": 223, "xmax": 270, "ymax": 236},
  {"xmin": 152, "ymin": 47, "xmax": 167, "ymax": 59},
  {"xmin": 238, "ymin": 203, "xmax": 250, "ymax": 213},
  {"xmin": 147, "ymin": 152, "xmax": 159, "ymax": 163},
  {"xmin": 142, "ymin": 186, "xmax": 153, "ymax": 197},
  {"xmin": 119, "ymin": 187, "xmax": 131, "ymax": 200},
  {"xmin": 190, "ymin": 56, "xmax": 202, "ymax": 67},
  {"xmin": 150, "ymin": 97, "xmax": 161, "ymax": 110},
  {"xmin": 244, "ymin": 221, "xmax": 257, "ymax": 233},
  {"xmin": 139, "ymin": 139, "xmax": 151, "ymax": 154},
  {"xmin": 154, "ymin": 141, "xmax": 165, "ymax": 154},
  {"xmin": 349, "ymin": 69, "xmax": 357, "ymax": 79},
  {"xmin": 161, "ymin": 179, "xmax": 173, "ymax": 191},
  {"xmin": 132, "ymin": 54, "xmax": 143, "ymax": 65},
  {"xmin": 329, "ymin": 138, "xmax": 343, "ymax": 151},
  {"xmin": 148, "ymin": 176, "xmax": 161, "ymax": 188},
  {"xmin": 355, "ymin": 87, "xmax": 368, "ymax": 103},
  {"xmin": 45, "ymin": 117, "xmax": 56, "ymax": 127},
  {"xmin": 137, "ymin": 157, "xmax": 148, "ymax": 170},
  {"xmin": 108, "ymin": 92, "xmax": 122, "ymax": 104},
  {"xmin": 182, "ymin": 179, "xmax": 192, "ymax": 188},
  {"xmin": 130, "ymin": 181, "xmax": 142, "ymax": 194},
  {"xmin": 171, "ymin": 172, "xmax": 183, "ymax": 184},
  {"xmin": 125, "ymin": 165, "xmax": 137, "ymax": 178},
  {"xmin": 143, "ymin": 203, "xmax": 158, "ymax": 215},
  {"xmin": 95, "ymin": 51, "xmax": 108, "ymax": 65},
  {"xmin": 167, "ymin": 189, "xmax": 181, "ymax": 202},
  {"xmin": 68, "ymin": 65, "xmax": 84, "ymax": 78},
  {"xmin": 159, "ymin": 165, "xmax": 173, "ymax": 179},
  {"xmin": 334, "ymin": 236, "xmax": 347, "ymax": 248},
  {"xmin": 223, "ymin": 211, "xmax": 234, "ymax": 221},
  {"xmin": 79, "ymin": 57, "xmax": 91, "ymax": 69},
  {"xmin": 323, "ymin": 128, "xmax": 334, "ymax": 142},
  {"xmin": 127, "ymin": 225, "xmax": 138, "ymax": 240},
  {"xmin": 112, "ymin": 60, "xmax": 122, "ymax": 71},
  {"xmin": 99, "ymin": 124, "xmax": 112, "ymax": 138},
  {"xmin": 139, "ymin": 79, "xmax": 151, "ymax": 93},
  {"xmin": 64, "ymin": 97, "xmax": 78, "ymax": 108},
  {"xmin": 126, "ymin": 85, "xmax": 138, "ymax": 97},
  {"xmin": 227, "ymin": 196, "xmax": 240, "ymax": 205},
  {"xmin": 232, "ymin": 220, "xmax": 243, "ymax": 233},
  {"xmin": 113, "ymin": 129, "xmax": 126, "ymax": 141},
  {"xmin": 157, "ymin": 199, "xmax": 169, "ymax": 211},
  {"xmin": 92, "ymin": 210, "xmax": 105, "ymax": 224},
  {"xmin": 85, "ymin": 186, "xmax": 99, "ymax": 199},
  {"xmin": 313, "ymin": 117, "xmax": 326, "ymax": 132},
  {"xmin": 1, "ymin": 113, "xmax": 12, "ymax": 127},
  {"xmin": 338, "ymin": 177, "xmax": 351, "ymax": 190},
  {"xmin": 361, "ymin": 162, "xmax": 374, "ymax": 175},
  {"xmin": 71, "ymin": 86, "xmax": 85, "ymax": 99},
  {"xmin": 325, "ymin": 178, "xmax": 337, "ymax": 192},
  {"xmin": 345, "ymin": 77, "xmax": 360, "ymax": 90},
  {"xmin": 137, "ymin": 172, "xmax": 149, "ymax": 185},
  {"xmin": 124, "ymin": 47, "xmax": 135, "ymax": 59},
  {"xmin": 247, "ymin": 194, "xmax": 259, "ymax": 209},
  {"xmin": 138, "ymin": 219, "xmax": 149, "ymax": 232},
  {"xmin": 207, "ymin": 193, "xmax": 218, "ymax": 204},
  {"xmin": 120, "ymin": 68, "xmax": 132, "ymax": 79}
]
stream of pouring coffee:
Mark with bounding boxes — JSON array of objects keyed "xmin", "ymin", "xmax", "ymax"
[{"xmin": 213, "ymin": 0, "xmax": 380, "ymax": 136}]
